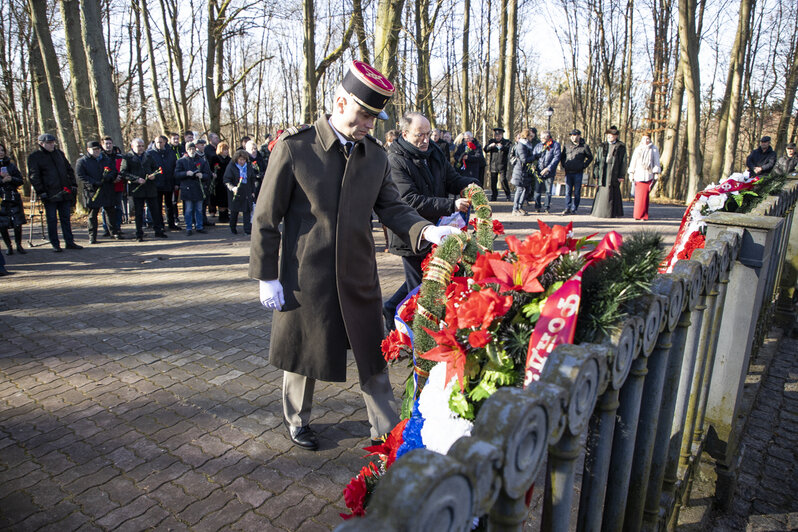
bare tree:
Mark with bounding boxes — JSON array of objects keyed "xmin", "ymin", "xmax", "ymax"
[
  {"xmin": 28, "ymin": 0, "xmax": 79, "ymax": 163},
  {"xmin": 59, "ymin": 0, "xmax": 99, "ymax": 144},
  {"xmin": 678, "ymin": 0, "xmax": 702, "ymax": 198}
]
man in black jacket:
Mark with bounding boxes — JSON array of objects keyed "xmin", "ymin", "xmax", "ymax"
[
  {"xmin": 746, "ymin": 136, "xmax": 777, "ymax": 177},
  {"xmin": 145, "ymin": 135, "xmax": 180, "ymax": 230},
  {"xmin": 383, "ymin": 112, "xmax": 479, "ymax": 328},
  {"xmin": 484, "ymin": 127, "xmax": 513, "ymax": 201},
  {"xmin": 560, "ymin": 129, "xmax": 594, "ymax": 215},
  {"xmin": 773, "ymin": 142, "xmax": 797, "ymax": 177},
  {"xmin": 76, "ymin": 141, "xmax": 120, "ymax": 243},
  {"xmin": 28, "ymin": 134, "xmax": 83, "ymax": 252},
  {"xmin": 122, "ymin": 138, "xmax": 166, "ymax": 242}
]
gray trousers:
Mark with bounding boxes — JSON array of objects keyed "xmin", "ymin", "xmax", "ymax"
[{"xmin": 282, "ymin": 368, "xmax": 400, "ymax": 439}]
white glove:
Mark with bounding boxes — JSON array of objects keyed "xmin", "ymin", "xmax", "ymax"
[
  {"xmin": 422, "ymin": 224, "xmax": 461, "ymax": 245},
  {"xmin": 259, "ymin": 279, "xmax": 285, "ymax": 311}
]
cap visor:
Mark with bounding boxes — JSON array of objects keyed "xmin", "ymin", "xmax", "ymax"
[{"xmin": 377, "ymin": 110, "xmax": 389, "ymax": 120}]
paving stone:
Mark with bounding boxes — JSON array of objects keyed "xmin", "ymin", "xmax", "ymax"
[
  {"xmin": 176, "ymin": 488, "xmax": 233, "ymax": 526},
  {"xmin": 95, "ymin": 494, "xmax": 156, "ymax": 529},
  {"xmin": 147, "ymin": 481, "xmax": 195, "ymax": 513},
  {"xmin": 71, "ymin": 488, "xmax": 120, "ymax": 520}
]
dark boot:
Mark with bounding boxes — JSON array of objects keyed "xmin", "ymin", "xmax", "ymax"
[{"xmin": 13, "ymin": 227, "xmax": 25, "ymax": 253}]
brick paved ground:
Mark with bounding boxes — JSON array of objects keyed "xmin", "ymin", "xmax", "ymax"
[
  {"xmin": 1, "ymin": 196, "xmax": 685, "ymax": 531},
  {"xmin": 707, "ymin": 335, "xmax": 798, "ymax": 532}
]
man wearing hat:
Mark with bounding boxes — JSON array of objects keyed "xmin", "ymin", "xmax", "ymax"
[
  {"xmin": 560, "ymin": 129, "xmax": 593, "ymax": 215},
  {"xmin": 76, "ymin": 140, "xmax": 121, "ymax": 243},
  {"xmin": 28, "ymin": 134, "xmax": 83, "ymax": 252},
  {"xmin": 773, "ymin": 142, "xmax": 797, "ymax": 177},
  {"xmin": 484, "ymin": 127, "xmax": 513, "ymax": 201},
  {"xmin": 746, "ymin": 136, "xmax": 777, "ymax": 177},
  {"xmin": 249, "ymin": 60, "xmax": 460, "ymax": 451}
]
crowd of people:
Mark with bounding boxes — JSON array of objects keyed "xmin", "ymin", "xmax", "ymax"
[{"xmin": 1, "ymin": 114, "xmax": 797, "ymax": 278}]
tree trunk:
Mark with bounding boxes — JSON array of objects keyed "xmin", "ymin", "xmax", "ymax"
[
  {"xmin": 29, "ymin": 36, "xmax": 56, "ymax": 137},
  {"xmin": 353, "ymin": 0, "xmax": 370, "ymax": 63},
  {"xmin": 206, "ymin": 0, "xmax": 223, "ymax": 133},
  {"xmin": 678, "ymin": 0, "xmax": 702, "ymax": 199},
  {"xmin": 28, "ymin": 0, "xmax": 79, "ymax": 164},
  {"xmin": 460, "ymin": 0, "xmax": 470, "ymax": 132},
  {"xmin": 720, "ymin": 0, "xmax": 753, "ymax": 178},
  {"xmin": 132, "ymin": 0, "xmax": 148, "ymax": 140},
  {"xmin": 301, "ymin": 0, "xmax": 316, "ymax": 123},
  {"xmin": 775, "ymin": 35, "xmax": 798, "ymax": 155},
  {"xmin": 659, "ymin": 60, "xmax": 684, "ymax": 195},
  {"xmin": 494, "ymin": 0, "xmax": 507, "ymax": 130},
  {"xmin": 618, "ymin": 0, "xmax": 633, "ymax": 140},
  {"xmin": 500, "ymin": 0, "xmax": 517, "ymax": 137},
  {"xmin": 374, "ymin": 0, "xmax": 406, "ymax": 136},
  {"xmin": 140, "ymin": 0, "xmax": 167, "ymax": 134},
  {"xmin": 58, "ymin": 0, "xmax": 99, "ymax": 144},
  {"xmin": 81, "ymin": 0, "xmax": 123, "ymax": 144}
]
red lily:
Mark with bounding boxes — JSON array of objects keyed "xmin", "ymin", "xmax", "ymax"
[{"xmin": 421, "ymin": 326, "xmax": 468, "ymax": 391}]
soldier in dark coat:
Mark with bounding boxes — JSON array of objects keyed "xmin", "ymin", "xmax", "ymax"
[
  {"xmin": 145, "ymin": 135, "xmax": 180, "ymax": 231},
  {"xmin": 249, "ymin": 61, "xmax": 459, "ymax": 451},
  {"xmin": 76, "ymin": 141, "xmax": 120, "ymax": 243},
  {"xmin": 122, "ymin": 138, "xmax": 166, "ymax": 241},
  {"xmin": 175, "ymin": 142, "xmax": 211, "ymax": 235},
  {"xmin": 0, "ymin": 143, "xmax": 26, "ymax": 254},
  {"xmin": 591, "ymin": 126, "xmax": 627, "ymax": 218},
  {"xmin": 484, "ymin": 127, "xmax": 513, "ymax": 201},
  {"xmin": 223, "ymin": 149, "xmax": 256, "ymax": 234},
  {"xmin": 28, "ymin": 134, "xmax": 82, "ymax": 251}
]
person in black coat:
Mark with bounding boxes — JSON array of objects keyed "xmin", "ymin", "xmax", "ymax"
[
  {"xmin": 175, "ymin": 142, "xmax": 211, "ymax": 235},
  {"xmin": 245, "ymin": 140, "xmax": 266, "ymax": 200},
  {"xmin": 454, "ymin": 132, "xmax": 486, "ymax": 181},
  {"xmin": 382, "ymin": 112, "xmax": 479, "ymax": 328},
  {"xmin": 28, "ymin": 134, "xmax": 82, "ymax": 251},
  {"xmin": 560, "ymin": 129, "xmax": 594, "ymax": 214},
  {"xmin": 746, "ymin": 136, "xmax": 777, "ymax": 177},
  {"xmin": 773, "ymin": 142, "xmax": 798, "ymax": 177},
  {"xmin": 591, "ymin": 126, "xmax": 627, "ymax": 219},
  {"xmin": 76, "ymin": 141, "xmax": 120, "ymax": 243},
  {"xmin": 484, "ymin": 127, "xmax": 513, "ymax": 201},
  {"xmin": 145, "ymin": 135, "xmax": 180, "ymax": 231},
  {"xmin": 0, "ymin": 143, "xmax": 27, "ymax": 255},
  {"xmin": 223, "ymin": 149, "xmax": 256, "ymax": 235},
  {"xmin": 210, "ymin": 141, "xmax": 232, "ymax": 223},
  {"xmin": 122, "ymin": 138, "xmax": 166, "ymax": 242}
]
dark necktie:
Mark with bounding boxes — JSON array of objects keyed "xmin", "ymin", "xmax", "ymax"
[{"xmin": 344, "ymin": 141, "xmax": 353, "ymax": 156}]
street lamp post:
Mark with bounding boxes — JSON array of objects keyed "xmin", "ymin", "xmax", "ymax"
[{"xmin": 545, "ymin": 106, "xmax": 554, "ymax": 131}]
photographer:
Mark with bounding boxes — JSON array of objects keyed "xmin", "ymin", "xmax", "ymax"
[{"xmin": 28, "ymin": 134, "xmax": 83, "ymax": 252}]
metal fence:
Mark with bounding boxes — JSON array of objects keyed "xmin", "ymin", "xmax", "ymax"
[{"xmin": 335, "ymin": 173, "xmax": 798, "ymax": 532}]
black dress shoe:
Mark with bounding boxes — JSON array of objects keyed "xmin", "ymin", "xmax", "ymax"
[
  {"xmin": 136, "ymin": 236, "xmax": 145, "ymax": 242},
  {"xmin": 155, "ymin": 232, "xmax": 169, "ymax": 238},
  {"xmin": 16, "ymin": 246, "xmax": 26, "ymax": 254},
  {"xmin": 52, "ymin": 246, "xmax": 62, "ymax": 252},
  {"xmin": 113, "ymin": 233, "xmax": 124, "ymax": 239},
  {"xmin": 5, "ymin": 248, "xmax": 12, "ymax": 255},
  {"xmin": 196, "ymin": 228, "xmax": 207, "ymax": 234},
  {"xmin": 65, "ymin": 243, "xmax": 83, "ymax": 250},
  {"xmin": 287, "ymin": 424, "xmax": 318, "ymax": 450},
  {"xmin": 102, "ymin": 231, "xmax": 111, "ymax": 237},
  {"xmin": 230, "ymin": 226, "xmax": 238, "ymax": 235},
  {"xmin": 0, "ymin": 268, "xmax": 13, "ymax": 276}
]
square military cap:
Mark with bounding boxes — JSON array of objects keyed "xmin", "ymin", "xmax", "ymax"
[
  {"xmin": 787, "ymin": 142, "xmax": 796, "ymax": 149},
  {"xmin": 493, "ymin": 127, "xmax": 505, "ymax": 133},
  {"xmin": 38, "ymin": 134, "xmax": 56, "ymax": 142},
  {"xmin": 341, "ymin": 60, "xmax": 395, "ymax": 120},
  {"xmin": 570, "ymin": 129, "xmax": 582, "ymax": 136}
]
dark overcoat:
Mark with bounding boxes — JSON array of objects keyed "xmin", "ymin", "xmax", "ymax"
[
  {"xmin": 121, "ymin": 151, "xmax": 157, "ymax": 198},
  {"xmin": 0, "ymin": 159, "xmax": 26, "ymax": 226},
  {"xmin": 76, "ymin": 153, "xmax": 117, "ymax": 209},
  {"xmin": 175, "ymin": 155, "xmax": 211, "ymax": 202},
  {"xmin": 248, "ymin": 116, "xmax": 429, "ymax": 384},
  {"xmin": 223, "ymin": 161, "xmax": 256, "ymax": 212},
  {"xmin": 28, "ymin": 147, "xmax": 77, "ymax": 199},
  {"xmin": 144, "ymin": 148, "xmax": 178, "ymax": 191},
  {"xmin": 385, "ymin": 139, "xmax": 478, "ymax": 256},
  {"xmin": 591, "ymin": 141, "xmax": 627, "ymax": 218}
]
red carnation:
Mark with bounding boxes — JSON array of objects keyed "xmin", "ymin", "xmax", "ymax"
[
  {"xmin": 363, "ymin": 418, "xmax": 408, "ymax": 469},
  {"xmin": 492, "ymin": 220, "xmax": 505, "ymax": 235},
  {"xmin": 381, "ymin": 329, "xmax": 411, "ymax": 362},
  {"xmin": 340, "ymin": 468, "xmax": 370, "ymax": 519},
  {"xmin": 455, "ymin": 287, "xmax": 513, "ymax": 330},
  {"xmin": 468, "ymin": 329, "xmax": 492, "ymax": 348},
  {"xmin": 420, "ymin": 245, "xmax": 438, "ymax": 272},
  {"xmin": 467, "ymin": 141, "xmax": 477, "ymax": 151}
]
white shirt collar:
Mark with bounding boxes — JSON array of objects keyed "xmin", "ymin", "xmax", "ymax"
[{"xmin": 328, "ymin": 118, "xmax": 353, "ymax": 147}]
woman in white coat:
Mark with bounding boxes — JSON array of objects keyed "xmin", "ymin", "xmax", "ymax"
[{"xmin": 628, "ymin": 134, "xmax": 660, "ymax": 220}]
